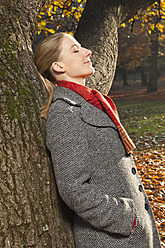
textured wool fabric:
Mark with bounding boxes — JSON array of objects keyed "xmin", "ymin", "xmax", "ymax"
[
  {"xmin": 57, "ymin": 80, "xmax": 136, "ymax": 154},
  {"xmin": 46, "ymin": 86, "xmax": 161, "ymax": 248}
]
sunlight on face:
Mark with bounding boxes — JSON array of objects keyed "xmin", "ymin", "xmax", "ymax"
[{"xmin": 58, "ymin": 34, "xmax": 95, "ymax": 85}]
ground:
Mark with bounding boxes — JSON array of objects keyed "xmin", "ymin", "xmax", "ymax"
[
  {"xmin": 110, "ymin": 83, "xmax": 165, "ymax": 102},
  {"xmin": 109, "ymin": 80, "xmax": 165, "ymax": 247}
]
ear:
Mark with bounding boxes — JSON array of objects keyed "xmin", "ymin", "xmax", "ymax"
[{"xmin": 52, "ymin": 62, "xmax": 65, "ymax": 73}]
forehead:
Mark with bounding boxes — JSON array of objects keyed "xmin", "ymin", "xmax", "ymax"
[{"xmin": 61, "ymin": 34, "xmax": 80, "ymax": 50}]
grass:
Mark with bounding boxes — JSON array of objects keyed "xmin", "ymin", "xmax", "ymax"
[{"xmin": 115, "ymin": 101, "xmax": 165, "ymax": 149}]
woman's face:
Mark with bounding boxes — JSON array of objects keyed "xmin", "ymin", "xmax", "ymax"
[{"xmin": 57, "ymin": 34, "xmax": 95, "ymax": 84}]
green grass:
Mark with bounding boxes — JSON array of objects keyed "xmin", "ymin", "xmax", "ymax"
[{"xmin": 115, "ymin": 101, "xmax": 165, "ymax": 149}]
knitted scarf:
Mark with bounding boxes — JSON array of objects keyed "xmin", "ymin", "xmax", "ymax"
[{"xmin": 57, "ymin": 81, "xmax": 135, "ymax": 154}]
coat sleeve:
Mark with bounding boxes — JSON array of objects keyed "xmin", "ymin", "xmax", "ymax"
[{"xmin": 46, "ymin": 103, "xmax": 135, "ymax": 236}]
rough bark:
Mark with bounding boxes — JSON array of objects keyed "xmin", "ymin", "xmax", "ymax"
[
  {"xmin": 0, "ymin": 0, "xmax": 157, "ymax": 247},
  {"xmin": 0, "ymin": 1, "xmax": 74, "ymax": 247},
  {"xmin": 75, "ymin": 0, "xmax": 155, "ymax": 94},
  {"xmin": 147, "ymin": 33, "xmax": 161, "ymax": 92}
]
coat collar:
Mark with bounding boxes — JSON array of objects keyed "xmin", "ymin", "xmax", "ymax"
[{"xmin": 53, "ymin": 86, "xmax": 116, "ymax": 128}]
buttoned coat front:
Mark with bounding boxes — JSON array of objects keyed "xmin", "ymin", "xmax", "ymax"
[{"xmin": 46, "ymin": 86, "xmax": 160, "ymax": 248}]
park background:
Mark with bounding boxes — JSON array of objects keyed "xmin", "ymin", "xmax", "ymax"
[{"xmin": 0, "ymin": 0, "xmax": 164, "ymax": 247}]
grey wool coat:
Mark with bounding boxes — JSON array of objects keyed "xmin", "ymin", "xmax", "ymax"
[{"xmin": 46, "ymin": 86, "xmax": 161, "ymax": 248}]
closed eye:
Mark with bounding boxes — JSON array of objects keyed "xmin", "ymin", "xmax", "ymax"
[
  {"xmin": 73, "ymin": 46, "xmax": 79, "ymax": 53},
  {"xmin": 72, "ymin": 44, "xmax": 81, "ymax": 53}
]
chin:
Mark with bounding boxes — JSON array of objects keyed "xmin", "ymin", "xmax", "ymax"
[
  {"xmin": 92, "ymin": 67, "xmax": 95, "ymax": 74},
  {"xmin": 89, "ymin": 67, "xmax": 95, "ymax": 76}
]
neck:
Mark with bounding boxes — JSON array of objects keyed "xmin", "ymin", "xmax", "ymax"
[{"xmin": 57, "ymin": 77, "xmax": 86, "ymax": 86}]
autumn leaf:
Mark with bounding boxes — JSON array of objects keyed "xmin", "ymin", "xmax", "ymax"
[
  {"xmin": 120, "ymin": 23, "xmax": 126, "ymax": 27},
  {"xmin": 156, "ymin": 23, "xmax": 164, "ymax": 32},
  {"xmin": 45, "ymin": 28, "xmax": 55, "ymax": 33},
  {"xmin": 133, "ymin": 148, "xmax": 165, "ymax": 244}
]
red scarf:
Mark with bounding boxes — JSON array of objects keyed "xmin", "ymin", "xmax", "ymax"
[{"xmin": 57, "ymin": 81, "xmax": 135, "ymax": 154}]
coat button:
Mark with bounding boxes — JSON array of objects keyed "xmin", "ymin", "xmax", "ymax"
[
  {"xmin": 145, "ymin": 203, "xmax": 149, "ymax": 211},
  {"xmin": 139, "ymin": 185, "xmax": 143, "ymax": 192},
  {"xmin": 132, "ymin": 168, "xmax": 136, "ymax": 174}
]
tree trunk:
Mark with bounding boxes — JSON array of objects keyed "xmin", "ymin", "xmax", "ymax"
[
  {"xmin": 121, "ymin": 68, "xmax": 129, "ymax": 86},
  {"xmin": 75, "ymin": 0, "xmax": 155, "ymax": 94},
  {"xmin": 140, "ymin": 65, "xmax": 148, "ymax": 86},
  {"xmin": 0, "ymin": 1, "xmax": 74, "ymax": 247},
  {"xmin": 147, "ymin": 33, "xmax": 161, "ymax": 93},
  {"xmin": 0, "ymin": 0, "xmax": 156, "ymax": 247}
]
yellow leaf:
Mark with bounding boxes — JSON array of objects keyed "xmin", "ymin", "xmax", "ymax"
[
  {"xmin": 148, "ymin": 11, "xmax": 156, "ymax": 15},
  {"xmin": 45, "ymin": 28, "xmax": 55, "ymax": 34},
  {"xmin": 148, "ymin": 29, "xmax": 152, "ymax": 34},
  {"xmin": 72, "ymin": 7, "xmax": 76, "ymax": 11},
  {"xmin": 161, "ymin": 1, "xmax": 165, "ymax": 10},
  {"xmin": 156, "ymin": 23, "xmax": 164, "ymax": 32},
  {"xmin": 50, "ymin": 11, "xmax": 57, "ymax": 14},
  {"xmin": 53, "ymin": 1, "xmax": 61, "ymax": 4},
  {"xmin": 41, "ymin": 20, "xmax": 46, "ymax": 25},
  {"xmin": 37, "ymin": 20, "xmax": 46, "ymax": 29},
  {"xmin": 69, "ymin": 31, "xmax": 73, "ymax": 36},
  {"xmin": 47, "ymin": 11, "xmax": 51, "ymax": 16},
  {"xmin": 156, "ymin": 23, "xmax": 164, "ymax": 29},
  {"xmin": 49, "ymin": 5, "xmax": 53, "ymax": 11},
  {"xmin": 151, "ymin": 24, "xmax": 155, "ymax": 30},
  {"xmin": 121, "ymin": 23, "xmax": 126, "ymax": 27}
]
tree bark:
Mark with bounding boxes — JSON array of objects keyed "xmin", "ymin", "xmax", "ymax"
[
  {"xmin": 147, "ymin": 33, "xmax": 161, "ymax": 92},
  {"xmin": 75, "ymin": 0, "xmax": 155, "ymax": 94},
  {"xmin": 0, "ymin": 1, "xmax": 74, "ymax": 247},
  {"xmin": 0, "ymin": 0, "xmax": 156, "ymax": 247}
]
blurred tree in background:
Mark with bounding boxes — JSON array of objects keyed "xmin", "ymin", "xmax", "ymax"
[{"xmin": 118, "ymin": 0, "xmax": 165, "ymax": 92}]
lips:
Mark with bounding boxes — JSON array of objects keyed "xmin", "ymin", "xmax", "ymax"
[{"xmin": 84, "ymin": 61, "xmax": 92, "ymax": 64}]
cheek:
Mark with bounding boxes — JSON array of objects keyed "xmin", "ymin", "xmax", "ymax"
[
  {"xmin": 68, "ymin": 60, "xmax": 83, "ymax": 71},
  {"xmin": 67, "ymin": 63, "xmax": 80, "ymax": 73},
  {"xmin": 64, "ymin": 61, "xmax": 83, "ymax": 77}
]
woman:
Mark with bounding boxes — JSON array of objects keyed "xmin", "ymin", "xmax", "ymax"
[{"xmin": 34, "ymin": 32, "xmax": 161, "ymax": 248}]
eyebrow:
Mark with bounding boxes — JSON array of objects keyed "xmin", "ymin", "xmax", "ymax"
[{"xmin": 69, "ymin": 43, "xmax": 81, "ymax": 50}]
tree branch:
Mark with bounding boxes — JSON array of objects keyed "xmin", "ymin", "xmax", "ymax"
[{"xmin": 118, "ymin": 0, "xmax": 156, "ymax": 24}]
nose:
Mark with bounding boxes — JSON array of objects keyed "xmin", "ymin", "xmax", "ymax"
[{"xmin": 84, "ymin": 48, "xmax": 92, "ymax": 57}]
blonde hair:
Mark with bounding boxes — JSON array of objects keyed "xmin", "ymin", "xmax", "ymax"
[{"xmin": 34, "ymin": 32, "xmax": 65, "ymax": 119}]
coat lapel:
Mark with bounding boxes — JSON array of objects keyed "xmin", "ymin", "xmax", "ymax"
[
  {"xmin": 80, "ymin": 101, "xmax": 116, "ymax": 128},
  {"xmin": 53, "ymin": 86, "xmax": 117, "ymax": 128}
]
